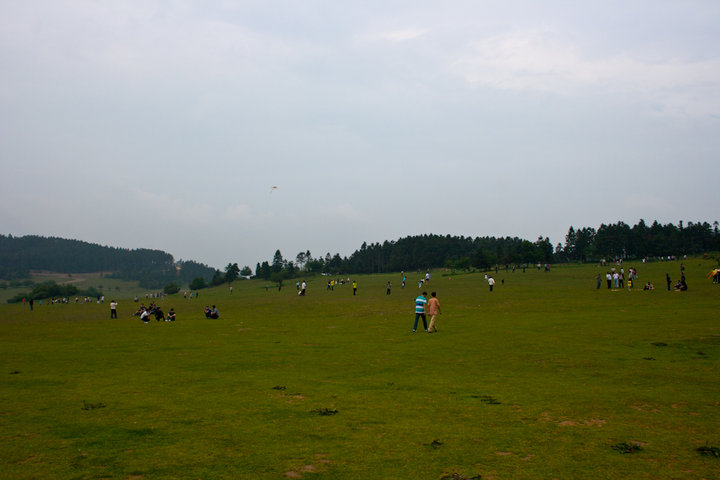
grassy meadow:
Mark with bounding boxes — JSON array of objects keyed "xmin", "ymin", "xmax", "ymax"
[{"xmin": 1, "ymin": 258, "xmax": 719, "ymax": 479}]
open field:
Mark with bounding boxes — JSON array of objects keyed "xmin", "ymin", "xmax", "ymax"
[{"xmin": 1, "ymin": 259, "xmax": 719, "ymax": 479}]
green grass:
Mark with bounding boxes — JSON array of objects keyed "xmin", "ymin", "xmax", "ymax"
[{"xmin": 1, "ymin": 259, "xmax": 719, "ymax": 479}]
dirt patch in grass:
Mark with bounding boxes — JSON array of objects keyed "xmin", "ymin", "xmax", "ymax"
[
  {"xmin": 440, "ymin": 473, "xmax": 482, "ymax": 480},
  {"xmin": 559, "ymin": 418, "xmax": 606, "ymax": 427},
  {"xmin": 283, "ymin": 455, "xmax": 331, "ymax": 478},
  {"xmin": 558, "ymin": 420, "xmax": 578, "ymax": 426},
  {"xmin": 631, "ymin": 403, "xmax": 661, "ymax": 413}
]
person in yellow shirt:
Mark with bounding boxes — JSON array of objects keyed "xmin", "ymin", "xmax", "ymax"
[{"xmin": 427, "ymin": 292, "xmax": 442, "ymax": 333}]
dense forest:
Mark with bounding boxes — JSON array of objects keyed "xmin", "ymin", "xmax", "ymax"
[
  {"xmin": 252, "ymin": 219, "xmax": 719, "ymax": 280},
  {"xmin": 558, "ymin": 220, "xmax": 719, "ymax": 263},
  {"xmin": 0, "ymin": 235, "xmax": 217, "ymax": 288}
]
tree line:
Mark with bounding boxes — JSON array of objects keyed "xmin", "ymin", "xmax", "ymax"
[
  {"xmin": 253, "ymin": 234, "xmax": 556, "ymax": 280},
  {"xmin": 558, "ymin": 220, "xmax": 720, "ymax": 263},
  {"xmin": 6, "ymin": 281, "xmax": 103, "ymax": 304},
  {"xmin": 2, "ymin": 219, "xmax": 718, "ymax": 289},
  {"xmin": 0, "ymin": 235, "xmax": 218, "ymax": 288},
  {"xmin": 252, "ymin": 219, "xmax": 719, "ymax": 280}
]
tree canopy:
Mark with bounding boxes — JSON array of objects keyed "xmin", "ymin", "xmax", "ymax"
[{"xmin": 0, "ymin": 235, "xmax": 217, "ymax": 288}]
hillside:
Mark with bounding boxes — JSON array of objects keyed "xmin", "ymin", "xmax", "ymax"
[{"xmin": 0, "ymin": 235, "xmax": 216, "ymax": 288}]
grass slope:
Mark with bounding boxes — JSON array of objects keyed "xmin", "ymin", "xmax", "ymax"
[{"xmin": 1, "ymin": 259, "xmax": 719, "ymax": 479}]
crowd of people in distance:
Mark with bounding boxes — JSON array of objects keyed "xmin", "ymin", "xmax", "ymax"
[
  {"xmin": 25, "ymin": 297, "xmax": 101, "ymax": 305},
  {"xmin": 323, "ymin": 278, "xmax": 350, "ymax": 291},
  {"xmin": 594, "ymin": 260, "xmax": 694, "ymax": 292}
]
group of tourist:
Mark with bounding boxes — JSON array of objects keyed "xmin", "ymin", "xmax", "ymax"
[
  {"xmin": 133, "ymin": 302, "xmax": 176, "ymax": 322},
  {"xmin": 673, "ymin": 272, "xmax": 688, "ymax": 291},
  {"xmin": 598, "ymin": 266, "xmax": 641, "ymax": 290},
  {"xmin": 595, "ymin": 265, "xmax": 690, "ymax": 292},
  {"xmin": 323, "ymin": 278, "xmax": 352, "ymax": 291}
]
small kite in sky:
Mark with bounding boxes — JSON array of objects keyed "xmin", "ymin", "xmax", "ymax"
[{"xmin": 270, "ymin": 186, "xmax": 278, "ymax": 194}]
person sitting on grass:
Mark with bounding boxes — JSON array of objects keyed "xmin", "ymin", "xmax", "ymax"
[
  {"xmin": 140, "ymin": 307, "xmax": 150, "ymax": 323},
  {"xmin": 674, "ymin": 280, "xmax": 688, "ymax": 291},
  {"xmin": 166, "ymin": 308, "xmax": 176, "ymax": 322},
  {"xmin": 643, "ymin": 282, "xmax": 655, "ymax": 290}
]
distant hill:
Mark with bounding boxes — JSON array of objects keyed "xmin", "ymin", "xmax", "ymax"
[{"xmin": 0, "ymin": 235, "xmax": 217, "ymax": 288}]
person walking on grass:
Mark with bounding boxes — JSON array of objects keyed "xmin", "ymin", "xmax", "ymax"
[
  {"xmin": 427, "ymin": 292, "xmax": 441, "ymax": 333},
  {"xmin": 413, "ymin": 291, "xmax": 428, "ymax": 332}
]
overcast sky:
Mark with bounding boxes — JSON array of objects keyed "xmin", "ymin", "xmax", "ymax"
[{"xmin": 1, "ymin": 1, "xmax": 718, "ymax": 270}]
